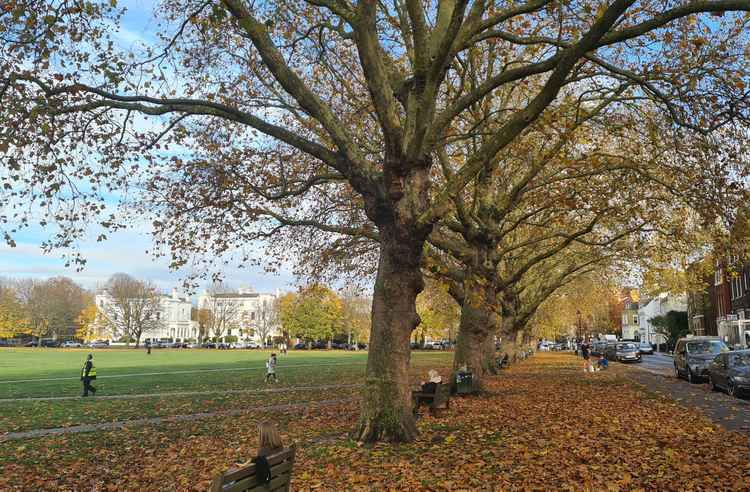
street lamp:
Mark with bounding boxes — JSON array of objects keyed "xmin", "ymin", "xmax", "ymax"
[{"xmin": 576, "ymin": 310, "xmax": 582, "ymax": 341}]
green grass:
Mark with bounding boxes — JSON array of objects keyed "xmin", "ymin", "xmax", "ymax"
[{"xmin": 0, "ymin": 348, "xmax": 453, "ymax": 433}]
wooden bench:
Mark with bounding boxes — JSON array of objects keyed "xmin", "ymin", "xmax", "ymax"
[
  {"xmin": 412, "ymin": 383, "xmax": 450, "ymax": 416},
  {"xmin": 209, "ymin": 445, "xmax": 296, "ymax": 492}
]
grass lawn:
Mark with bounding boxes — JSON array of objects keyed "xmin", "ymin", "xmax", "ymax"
[
  {"xmin": 3, "ymin": 353, "xmax": 750, "ymax": 491},
  {"xmin": 0, "ymin": 348, "xmax": 453, "ymax": 433}
]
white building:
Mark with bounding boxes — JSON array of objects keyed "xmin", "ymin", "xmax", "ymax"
[
  {"xmin": 196, "ymin": 287, "xmax": 280, "ymax": 343},
  {"xmin": 95, "ymin": 288, "xmax": 198, "ymax": 342},
  {"xmin": 638, "ymin": 293, "xmax": 687, "ymax": 347}
]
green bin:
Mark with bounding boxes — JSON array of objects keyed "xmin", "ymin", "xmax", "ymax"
[{"xmin": 455, "ymin": 371, "xmax": 474, "ymax": 394}]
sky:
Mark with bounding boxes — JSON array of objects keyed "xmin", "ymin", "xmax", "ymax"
[{"xmin": 0, "ymin": 0, "xmax": 297, "ymax": 295}]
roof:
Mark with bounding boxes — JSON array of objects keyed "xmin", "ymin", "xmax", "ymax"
[{"xmin": 211, "ymin": 293, "xmax": 260, "ymax": 298}]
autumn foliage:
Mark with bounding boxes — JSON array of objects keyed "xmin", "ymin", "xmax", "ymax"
[{"xmin": 2, "ymin": 354, "xmax": 750, "ymax": 491}]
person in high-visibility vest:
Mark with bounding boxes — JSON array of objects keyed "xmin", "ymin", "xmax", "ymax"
[{"xmin": 81, "ymin": 353, "xmax": 97, "ymax": 397}]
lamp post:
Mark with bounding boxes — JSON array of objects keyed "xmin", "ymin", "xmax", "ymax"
[{"xmin": 576, "ymin": 310, "xmax": 582, "ymax": 341}]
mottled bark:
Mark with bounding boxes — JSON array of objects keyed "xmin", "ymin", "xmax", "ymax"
[
  {"xmin": 355, "ymin": 216, "xmax": 428, "ymax": 442},
  {"xmin": 452, "ymin": 277, "xmax": 498, "ymax": 391}
]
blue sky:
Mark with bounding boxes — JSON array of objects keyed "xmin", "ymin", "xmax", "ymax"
[{"xmin": 0, "ymin": 1, "xmax": 296, "ymax": 294}]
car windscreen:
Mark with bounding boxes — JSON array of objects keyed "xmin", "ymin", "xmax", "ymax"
[
  {"xmin": 730, "ymin": 353, "xmax": 750, "ymax": 367},
  {"xmin": 686, "ymin": 340, "xmax": 728, "ymax": 355},
  {"xmin": 616, "ymin": 343, "xmax": 637, "ymax": 351}
]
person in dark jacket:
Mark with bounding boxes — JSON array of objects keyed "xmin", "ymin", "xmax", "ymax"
[
  {"xmin": 248, "ymin": 422, "xmax": 284, "ymax": 485},
  {"xmin": 413, "ymin": 369, "xmax": 442, "ymax": 417},
  {"xmin": 81, "ymin": 354, "xmax": 97, "ymax": 397},
  {"xmin": 146, "ymin": 340, "xmax": 152, "ymax": 355}
]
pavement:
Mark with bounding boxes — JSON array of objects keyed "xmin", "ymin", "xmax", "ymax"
[{"xmin": 621, "ymin": 353, "xmax": 750, "ymax": 433}]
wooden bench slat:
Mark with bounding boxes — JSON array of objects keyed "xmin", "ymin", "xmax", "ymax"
[
  {"xmin": 412, "ymin": 384, "xmax": 450, "ymax": 413},
  {"xmin": 210, "ymin": 445, "xmax": 296, "ymax": 492},
  {"xmin": 222, "ymin": 462, "xmax": 294, "ymax": 492},
  {"xmin": 222, "ymin": 448, "xmax": 295, "ymax": 482}
]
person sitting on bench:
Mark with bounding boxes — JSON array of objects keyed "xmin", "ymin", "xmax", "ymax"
[
  {"xmin": 242, "ymin": 421, "xmax": 284, "ymax": 486},
  {"xmin": 421, "ymin": 369, "xmax": 442, "ymax": 393},
  {"xmin": 413, "ymin": 370, "xmax": 442, "ymax": 416}
]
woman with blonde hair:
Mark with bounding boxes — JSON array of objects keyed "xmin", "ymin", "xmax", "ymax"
[{"xmin": 257, "ymin": 421, "xmax": 284, "ymax": 457}]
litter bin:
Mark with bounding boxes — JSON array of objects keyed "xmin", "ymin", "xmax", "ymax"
[{"xmin": 455, "ymin": 371, "xmax": 474, "ymax": 394}]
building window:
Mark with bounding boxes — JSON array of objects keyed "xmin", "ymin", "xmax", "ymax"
[
  {"xmin": 251, "ymin": 312, "xmax": 256, "ymax": 321},
  {"xmin": 156, "ymin": 312, "xmax": 161, "ymax": 320},
  {"xmin": 633, "ymin": 315, "xmax": 638, "ymax": 325},
  {"xmin": 715, "ymin": 268, "xmax": 723, "ymax": 286}
]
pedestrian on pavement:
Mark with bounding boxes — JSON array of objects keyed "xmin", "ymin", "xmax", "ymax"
[
  {"xmin": 146, "ymin": 340, "xmax": 151, "ymax": 355},
  {"xmin": 81, "ymin": 353, "xmax": 97, "ymax": 397},
  {"xmin": 265, "ymin": 353, "xmax": 278, "ymax": 383},
  {"xmin": 581, "ymin": 342, "xmax": 591, "ymax": 372}
]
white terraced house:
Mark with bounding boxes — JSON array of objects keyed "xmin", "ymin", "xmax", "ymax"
[
  {"xmin": 196, "ymin": 287, "xmax": 281, "ymax": 344},
  {"xmin": 95, "ymin": 288, "xmax": 198, "ymax": 342}
]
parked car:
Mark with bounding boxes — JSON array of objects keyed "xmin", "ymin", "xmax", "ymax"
[
  {"xmin": 310, "ymin": 340, "xmax": 328, "ymax": 350},
  {"xmin": 674, "ymin": 336, "xmax": 730, "ymax": 383},
  {"xmin": 590, "ymin": 340, "xmax": 608, "ymax": 357},
  {"xmin": 606, "ymin": 342, "xmax": 641, "ymax": 363},
  {"xmin": 293, "ymin": 342, "xmax": 307, "ymax": 350},
  {"xmin": 61, "ymin": 341, "xmax": 82, "ymax": 348},
  {"xmin": 88, "ymin": 340, "xmax": 109, "ymax": 348},
  {"xmin": 638, "ymin": 341, "xmax": 654, "ymax": 355},
  {"xmin": 202, "ymin": 342, "xmax": 217, "ymax": 349},
  {"xmin": 39, "ymin": 339, "xmax": 61, "ymax": 348},
  {"xmin": 709, "ymin": 350, "xmax": 750, "ymax": 397},
  {"xmin": 187, "ymin": 342, "xmax": 201, "ymax": 349}
]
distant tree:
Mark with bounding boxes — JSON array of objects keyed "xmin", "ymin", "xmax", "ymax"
[
  {"xmin": 98, "ymin": 273, "xmax": 164, "ymax": 347},
  {"xmin": 75, "ymin": 303, "xmax": 100, "ymax": 342},
  {"xmin": 254, "ymin": 298, "xmax": 276, "ymax": 346},
  {"xmin": 651, "ymin": 311, "xmax": 690, "ymax": 351},
  {"xmin": 14, "ymin": 277, "xmax": 89, "ymax": 344},
  {"xmin": 202, "ymin": 284, "xmax": 241, "ymax": 342},
  {"xmin": 415, "ymin": 280, "xmax": 459, "ymax": 345},
  {"xmin": 340, "ymin": 290, "xmax": 372, "ymax": 346},
  {"xmin": 0, "ymin": 285, "xmax": 30, "ymax": 339},
  {"xmin": 192, "ymin": 307, "xmax": 212, "ymax": 342},
  {"xmin": 278, "ymin": 285, "xmax": 342, "ymax": 346}
]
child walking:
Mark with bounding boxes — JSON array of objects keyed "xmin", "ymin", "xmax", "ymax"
[{"xmin": 265, "ymin": 353, "xmax": 278, "ymax": 383}]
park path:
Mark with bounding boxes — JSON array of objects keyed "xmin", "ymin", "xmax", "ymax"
[
  {"xmin": 0, "ymin": 383, "xmax": 361, "ymax": 403},
  {"xmin": 0, "ymin": 397, "xmax": 357, "ymax": 442}
]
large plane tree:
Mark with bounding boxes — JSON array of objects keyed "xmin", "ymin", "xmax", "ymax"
[{"xmin": 2, "ymin": 0, "xmax": 750, "ymax": 441}]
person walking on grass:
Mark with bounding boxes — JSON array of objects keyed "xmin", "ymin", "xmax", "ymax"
[
  {"xmin": 81, "ymin": 353, "xmax": 97, "ymax": 397},
  {"xmin": 265, "ymin": 353, "xmax": 278, "ymax": 383}
]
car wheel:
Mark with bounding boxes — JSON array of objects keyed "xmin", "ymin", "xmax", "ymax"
[
  {"xmin": 674, "ymin": 365, "xmax": 681, "ymax": 379},
  {"xmin": 687, "ymin": 369, "xmax": 696, "ymax": 384},
  {"xmin": 728, "ymin": 379, "xmax": 737, "ymax": 397},
  {"xmin": 710, "ymin": 377, "xmax": 719, "ymax": 392}
]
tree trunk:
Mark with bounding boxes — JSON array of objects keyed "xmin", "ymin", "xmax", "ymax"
[
  {"xmin": 354, "ymin": 225, "xmax": 426, "ymax": 443},
  {"xmin": 452, "ymin": 278, "xmax": 498, "ymax": 392}
]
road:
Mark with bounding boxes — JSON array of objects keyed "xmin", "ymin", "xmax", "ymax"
[
  {"xmin": 633, "ymin": 352, "xmax": 674, "ymax": 376},
  {"xmin": 620, "ymin": 352, "xmax": 750, "ymax": 433}
]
